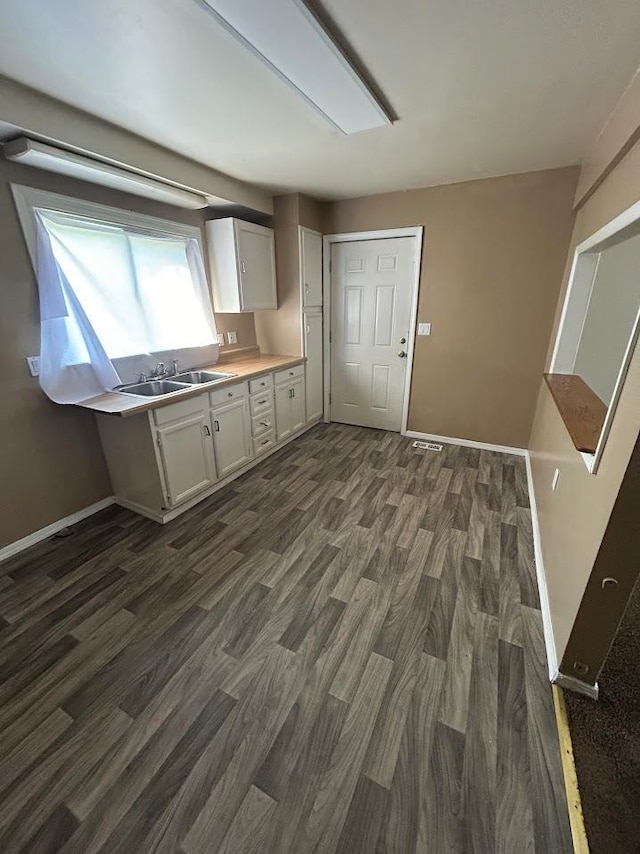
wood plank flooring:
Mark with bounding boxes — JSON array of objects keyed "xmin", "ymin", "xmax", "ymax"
[{"xmin": 0, "ymin": 423, "xmax": 573, "ymax": 853}]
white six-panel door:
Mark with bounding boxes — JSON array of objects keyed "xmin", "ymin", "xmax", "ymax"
[{"xmin": 330, "ymin": 237, "xmax": 415, "ymax": 431}]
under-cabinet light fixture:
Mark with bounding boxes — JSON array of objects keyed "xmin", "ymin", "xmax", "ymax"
[
  {"xmin": 3, "ymin": 138, "xmax": 209, "ymax": 209},
  {"xmin": 198, "ymin": 0, "xmax": 393, "ymax": 134}
]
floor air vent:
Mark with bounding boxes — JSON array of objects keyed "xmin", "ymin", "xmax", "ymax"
[{"xmin": 412, "ymin": 440, "xmax": 443, "ymax": 451}]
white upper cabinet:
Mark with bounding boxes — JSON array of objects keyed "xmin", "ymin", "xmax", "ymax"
[
  {"xmin": 300, "ymin": 227, "xmax": 323, "ymax": 308},
  {"xmin": 207, "ymin": 218, "xmax": 277, "ymax": 313}
]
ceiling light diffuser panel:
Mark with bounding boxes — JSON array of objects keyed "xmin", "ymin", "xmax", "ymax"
[{"xmin": 199, "ymin": 0, "xmax": 392, "ymax": 134}]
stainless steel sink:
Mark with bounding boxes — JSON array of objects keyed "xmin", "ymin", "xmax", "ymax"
[
  {"xmin": 173, "ymin": 370, "xmax": 236, "ymax": 384},
  {"xmin": 116, "ymin": 380, "xmax": 191, "ymax": 397}
]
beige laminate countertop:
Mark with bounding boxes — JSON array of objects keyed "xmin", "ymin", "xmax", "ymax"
[{"xmin": 78, "ymin": 352, "xmax": 306, "ymax": 418}]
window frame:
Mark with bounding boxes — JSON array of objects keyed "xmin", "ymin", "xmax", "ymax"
[
  {"xmin": 12, "ymin": 183, "xmax": 218, "ymax": 383},
  {"xmin": 549, "ymin": 198, "xmax": 640, "ymax": 474},
  {"xmin": 12, "ymin": 183, "xmax": 204, "ymax": 262}
]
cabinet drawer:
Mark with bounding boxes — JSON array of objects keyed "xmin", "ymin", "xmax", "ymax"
[
  {"xmin": 249, "ymin": 391, "xmax": 274, "ymax": 416},
  {"xmin": 253, "ymin": 432, "xmax": 275, "ymax": 456},
  {"xmin": 249, "ymin": 374, "xmax": 273, "ymax": 395},
  {"xmin": 275, "ymin": 363, "xmax": 304, "ymax": 385},
  {"xmin": 252, "ymin": 411, "xmax": 274, "ymax": 437},
  {"xmin": 153, "ymin": 394, "xmax": 207, "ymax": 426},
  {"xmin": 209, "ymin": 382, "xmax": 247, "ymax": 408}
]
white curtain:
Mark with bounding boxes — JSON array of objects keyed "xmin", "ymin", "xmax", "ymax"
[{"xmin": 34, "ymin": 211, "xmax": 218, "ymax": 404}]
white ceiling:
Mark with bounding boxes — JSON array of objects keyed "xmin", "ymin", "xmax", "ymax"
[{"xmin": 0, "ymin": 0, "xmax": 639, "ymax": 201}]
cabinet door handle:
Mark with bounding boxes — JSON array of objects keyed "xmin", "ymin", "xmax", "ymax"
[
  {"xmin": 241, "ymin": 260, "xmax": 246, "ymax": 274},
  {"xmin": 214, "ymin": 420, "xmax": 220, "ymax": 432},
  {"xmin": 204, "ymin": 425, "xmax": 211, "ymax": 437},
  {"xmin": 227, "ymin": 391, "xmax": 234, "ymax": 397}
]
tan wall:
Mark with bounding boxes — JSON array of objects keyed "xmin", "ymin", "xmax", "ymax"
[
  {"xmin": 0, "ymin": 156, "xmax": 260, "ymax": 549},
  {"xmin": 529, "ymin": 138, "xmax": 640, "ymax": 666},
  {"xmin": 0, "ymin": 75, "xmax": 272, "ymax": 214},
  {"xmin": 324, "ymin": 168, "xmax": 579, "ymax": 447},
  {"xmin": 255, "ymin": 193, "xmax": 323, "ymax": 357}
]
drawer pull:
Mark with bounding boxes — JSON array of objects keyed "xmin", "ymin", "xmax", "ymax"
[
  {"xmin": 258, "ymin": 398, "xmax": 267, "ymax": 404},
  {"xmin": 260, "ymin": 421, "xmax": 269, "ymax": 427},
  {"xmin": 227, "ymin": 391, "xmax": 233, "ymax": 397},
  {"xmin": 260, "ymin": 438, "xmax": 269, "ymax": 445}
]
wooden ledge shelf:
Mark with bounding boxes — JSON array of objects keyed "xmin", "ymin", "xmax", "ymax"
[{"xmin": 544, "ymin": 373, "xmax": 607, "ymax": 455}]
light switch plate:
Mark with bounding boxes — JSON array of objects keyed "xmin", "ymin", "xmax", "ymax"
[
  {"xmin": 26, "ymin": 355, "xmax": 40, "ymax": 377},
  {"xmin": 216, "ymin": 333, "xmax": 225, "ymax": 346},
  {"xmin": 417, "ymin": 322, "xmax": 432, "ymax": 336},
  {"xmin": 552, "ymin": 468, "xmax": 560, "ymax": 491},
  {"xmin": 227, "ymin": 331, "xmax": 238, "ymax": 345}
]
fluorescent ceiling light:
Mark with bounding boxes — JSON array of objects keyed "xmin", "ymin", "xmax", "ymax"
[
  {"xmin": 3, "ymin": 138, "xmax": 209, "ymax": 209},
  {"xmin": 199, "ymin": 0, "xmax": 393, "ymax": 134}
]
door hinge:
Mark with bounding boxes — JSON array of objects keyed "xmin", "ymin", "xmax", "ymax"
[
  {"xmin": 156, "ymin": 436, "xmax": 162, "ymax": 447},
  {"xmin": 329, "ymin": 392, "xmax": 332, "ymax": 404}
]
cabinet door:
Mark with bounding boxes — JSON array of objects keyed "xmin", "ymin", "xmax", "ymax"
[
  {"xmin": 275, "ymin": 383, "xmax": 292, "ymax": 442},
  {"xmin": 211, "ymin": 399, "xmax": 253, "ymax": 477},
  {"xmin": 157, "ymin": 413, "xmax": 217, "ymax": 507},
  {"xmin": 290, "ymin": 377, "xmax": 306, "ymax": 434},
  {"xmin": 236, "ymin": 222, "xmax": 277, "ymax": 311},
  {"xmin": 303, "ymin": 312, "xmax": 323, "ymax": 422},
  {"xmin": 300, "ymin": 228, "xmax": 323, "ymax": 308}
]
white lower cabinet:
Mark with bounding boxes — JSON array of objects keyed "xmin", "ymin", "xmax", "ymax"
[
  {"xmin": 96, "ymin": 364, "xmax": 307, "ymax": 523},
  {"xmin": 211, "ymin": 398, "xmax": 253, "ymax": 477},
  {"xmin": 275, "ymin": 375, "xmax": 306, "ymax": 441},
  {"xmin": 157, "ymin": 412, "xmax": 217, "ymax": 507},
  {"xmin": 303, "ymin": 311, "xmax": 323, "ymax": 422}
]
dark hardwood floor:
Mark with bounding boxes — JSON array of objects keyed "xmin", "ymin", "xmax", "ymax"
[{"xmin": 0, "ymin": 422, "xmax": 572, "ymax": 853}]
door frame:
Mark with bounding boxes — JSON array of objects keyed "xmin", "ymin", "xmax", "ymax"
[{"xmin": 322, "ymin": 227, "xmax": 424, "ymax": 434}]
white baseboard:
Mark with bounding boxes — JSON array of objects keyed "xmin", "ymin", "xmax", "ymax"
[
  {"xmin": 554, "ymin": 672, "xmax": 599, "ymax": 700},
  {"xmin": 525, "ymin": 450, "xmax": 559, "ymax": 681},
  {"xmin": 0, "ymin": 497, "xmax": 116, "ymax": 564},
  {"xmin": 403, "ymin": 430, "xmax": 527, "ymax": 457}
]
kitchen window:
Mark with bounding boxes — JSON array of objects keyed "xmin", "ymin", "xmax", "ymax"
[{"xmin": 13, "ymin": 185, "xmax": 219, "ymax": 404}]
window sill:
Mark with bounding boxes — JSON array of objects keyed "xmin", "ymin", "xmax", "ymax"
[{"xmin": 543, "ymin": 373, "xmax": 607, "ymax": 455}]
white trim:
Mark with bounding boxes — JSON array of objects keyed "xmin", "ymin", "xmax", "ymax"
[
  {"xmin": 576, "ymin": 198, "xmax": 640, "ymax": 254},
  {"xmin": 549, "ymin": 197, "xmax": 640, "ymax": 475},
  {"xmin": 525, "ymin": 450, "xmax": 559, "ymax": 681},
  {"xmin": 11, "ymin": 183, "xmax": 203, "ymax": 272},
  {"xmin": 554, "ymin": 673, "xmax": 599, "ymax": 700},
  {"xmin": 404, "ymin": 430, "xmax": 526, "ymax": 457},
  {"xmin": 0, "ymin": 497, "xmax": 115, "ymax": 563},
  {"xmin": 322, "ymin": 227, "xmax": 424, "ymax": 432}
]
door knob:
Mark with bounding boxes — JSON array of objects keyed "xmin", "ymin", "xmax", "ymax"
[
  {"xmin": 398, "ymin": 350, "xmax": 407, "ymax": 358},
  {"xmin": 399, "ymin": 337, "xmax": 407, "ymax": 344}
]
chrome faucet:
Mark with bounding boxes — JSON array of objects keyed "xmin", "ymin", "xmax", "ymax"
[
  {"xmin": 171, "ymin": 359, "xmax": 179, "ymax": 376},
  {"xmin": 151, "ymin": 362, "xmax": 167, "ymax": 378}
]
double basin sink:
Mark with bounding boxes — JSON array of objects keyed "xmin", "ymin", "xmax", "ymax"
[{"xmin": 116, "ymin": 370, "xmax": 237, "ymax": 397}]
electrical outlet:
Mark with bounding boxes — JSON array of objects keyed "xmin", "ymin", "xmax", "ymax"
[
  {"xmin": 216, "ymin": 333, "xmax": 225, "ymax": 346},
  {"xmin": 227, "ymin": 331, "xmax": 238, "ymax": 345},
  {"xmin": 417, "ymin": 322, "xmax": 432, "ymax": 336},
  {"xmin": 552, "ymin": 468, "xmax": 560, "ymax": 491},
  {"xmin": 26, "ymin": 355, "xmax": 40, "ymax": 377}
]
